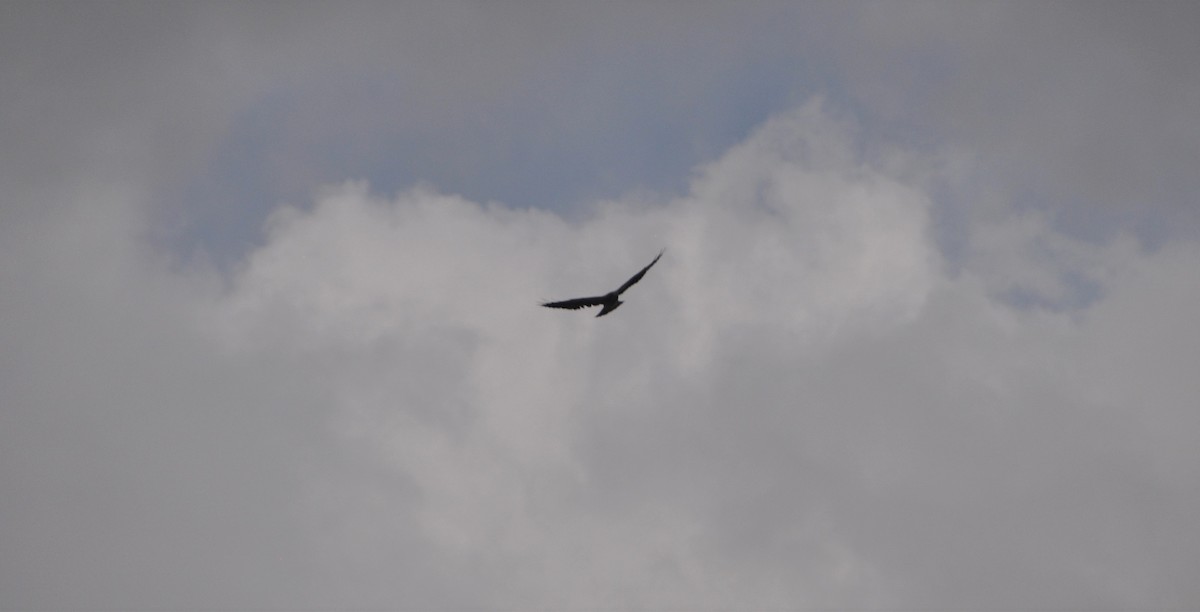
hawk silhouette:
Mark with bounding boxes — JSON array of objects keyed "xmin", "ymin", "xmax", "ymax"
[{"xmin": 542, "ymin": 249, "xmax": 664, "ymax": 317}]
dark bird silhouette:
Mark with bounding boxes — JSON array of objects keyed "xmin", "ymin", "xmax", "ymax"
[{"xmin": 542, "ymin": 249, "xmax": 664, "ymax": 317}]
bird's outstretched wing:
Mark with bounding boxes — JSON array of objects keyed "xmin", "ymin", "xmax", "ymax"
[
  {"xmin": 616, "ymin": 249, "xmax": 664, "ymax": 295},
  {"xmin": 542, "ymin": 295, "xmax": 609, "ymax": 310}
]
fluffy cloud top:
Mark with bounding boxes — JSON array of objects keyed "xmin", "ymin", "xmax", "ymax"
[{"xmin": 3, "ymin": 100, "xmax": 1198, "ymax": 609}]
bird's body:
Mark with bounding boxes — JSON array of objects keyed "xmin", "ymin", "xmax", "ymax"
[{"xmin": 542, "ymin": 250, "xmax": 663, "ymax": 317}]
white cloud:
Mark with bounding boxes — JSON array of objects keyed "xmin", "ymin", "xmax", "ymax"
[{"xmin": 3, "ymin": 101, "xmax": 1199, "ymax": 609}]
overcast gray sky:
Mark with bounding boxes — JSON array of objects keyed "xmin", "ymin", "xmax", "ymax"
[{"xmin": 3, "ymin": 2, "xmax": 1200, "ymax": 609}]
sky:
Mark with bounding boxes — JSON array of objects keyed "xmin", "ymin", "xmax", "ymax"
[{"xmin": 2, "ymin": 2, "xmax": 1199, "ymax": 609}]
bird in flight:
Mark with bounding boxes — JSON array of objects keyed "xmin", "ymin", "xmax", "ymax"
[{"xmin": 542, "ymin": 249, "xmax": 664, "ymax": 317}]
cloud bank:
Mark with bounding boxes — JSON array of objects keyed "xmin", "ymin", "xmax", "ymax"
[{"xmin": 3, "ymin": 98, "xmax": 1198, "ymax": 609}]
